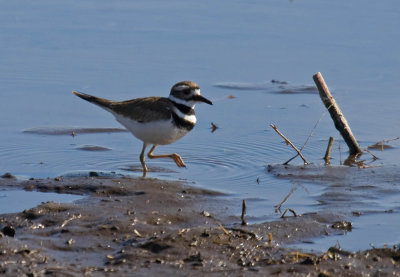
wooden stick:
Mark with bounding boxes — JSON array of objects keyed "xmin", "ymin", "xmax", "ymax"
[
  {"xmin": 241, "ymin": 200, "xmax": 247, "ymax": 226},
  {"xmin": 270, "ymin": 124, "xmax": 309, "ymax": 165},
  {"xmin": 324, "ymin": 136, "xmax": 335, "ymax": 165},
  {"xmin": 313, "ymin": 72, "xmax": 362, "ymax": 155}
]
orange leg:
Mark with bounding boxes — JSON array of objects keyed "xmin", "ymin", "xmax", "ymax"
[{"xmin": 147, "ymin": 145, "xmax": 186, "ymax": 168}]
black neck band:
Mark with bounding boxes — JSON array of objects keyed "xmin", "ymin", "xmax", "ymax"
[
  {"xmin": 171, "ymin": 112, "xmax": 195, "ymax": 131},
  {"xmin": 170, "ymin": 101, "xmax": 194, "ymax": 115}
]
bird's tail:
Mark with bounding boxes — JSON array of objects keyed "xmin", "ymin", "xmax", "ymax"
[{"xmin": 72, "ymin": 91, "xmax": 113, "ymax": 110}]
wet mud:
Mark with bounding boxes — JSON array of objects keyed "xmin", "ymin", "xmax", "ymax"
[{"xmin": 1, "ymin": 176, "xmax": 399, "ymax": 276}]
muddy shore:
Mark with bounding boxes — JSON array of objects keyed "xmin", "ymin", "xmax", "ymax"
[{"xmin": 0, "ymin": 176, "xmax": 399, "ymax": 276}]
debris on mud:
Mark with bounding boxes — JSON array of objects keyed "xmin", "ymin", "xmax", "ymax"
[{"xmin": 0, "ymin": 176, "xmax": 399, "ymax": 276}]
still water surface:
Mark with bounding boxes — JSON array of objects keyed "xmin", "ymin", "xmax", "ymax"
[{"xmin": 0, "ymin": 0, "xmax": 399, "ymax": 251}]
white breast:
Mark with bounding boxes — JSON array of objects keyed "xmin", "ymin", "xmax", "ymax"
[{"xmin": 113, "ymin": 114, "xmax": 190, "ymax": 145}]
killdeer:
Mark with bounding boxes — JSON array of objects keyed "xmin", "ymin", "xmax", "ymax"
[{"xmin": 73, "ymin": 81, "xmax": 212, "ymax": 176}]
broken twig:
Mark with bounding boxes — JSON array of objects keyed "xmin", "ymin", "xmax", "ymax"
[
  {"xmin": 270, "ymin": 124, "xmax": 309, "ymax": 165},
  {"xmin": 281, "ymin": 208, "xmax": 297, "ymax": 218},
  {"xmin": 324, "ymin": 137, "xmax": 335, "ymax": 165},
  {"xmin": 218, "ymin": 223, "xmax": 230, "ymax": 235}
]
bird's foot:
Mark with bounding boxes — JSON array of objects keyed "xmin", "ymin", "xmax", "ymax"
[{"xmin": 172, "ymin": 154, "xmax": 186, "ymax": 168}]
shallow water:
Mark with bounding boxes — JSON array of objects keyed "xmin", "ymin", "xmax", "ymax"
[
  {"xmin": 269, "ymin": 164, "xmax": 400, "ymax": 251},
  {"xmin": 1, "ymin": 0, "xmax": 400, "ymax": 251},
  {"xmin": 0, "ymin": 189, "xmax": 82, "ymax": 215}
]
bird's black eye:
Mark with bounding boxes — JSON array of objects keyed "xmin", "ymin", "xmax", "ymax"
[{"xmin": 184, "ymin": 90, "xmax": 190, "ymax": 95}]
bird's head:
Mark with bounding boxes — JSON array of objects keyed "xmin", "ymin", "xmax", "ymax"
[{"xmin": 169, "ymin": 81, "xmax": 212, "ymax": 108}]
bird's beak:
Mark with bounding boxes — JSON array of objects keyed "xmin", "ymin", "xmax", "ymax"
[{"xmin": 192, "ymin": 95, "xmax": 213, "ymax": 105}]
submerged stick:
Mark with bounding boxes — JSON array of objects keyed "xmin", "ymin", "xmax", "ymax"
[
  {"xmin": 270, "ymin": 124, "xmax": 309, "ymax": 165},
  {"xmin": 324, "ymin": 136, "xmax": 335, "ymax": 165},
  {"xmin": 313, "ymin": 72, "xmax": 362, "ymax": 155}
]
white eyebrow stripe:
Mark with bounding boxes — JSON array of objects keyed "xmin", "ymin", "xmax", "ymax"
[{"xmin": 174, "ymin": 85, "xmax": 190, "ymax": 91}]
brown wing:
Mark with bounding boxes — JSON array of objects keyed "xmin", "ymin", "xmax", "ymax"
[{"xmin": 109, "ymin": 97, "xmax": 173, "ymax": 122}]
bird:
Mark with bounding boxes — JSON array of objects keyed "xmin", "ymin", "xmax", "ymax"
[{"xmin": 73, "ymin": 81, "xmax": 212, "ymax": 176}]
